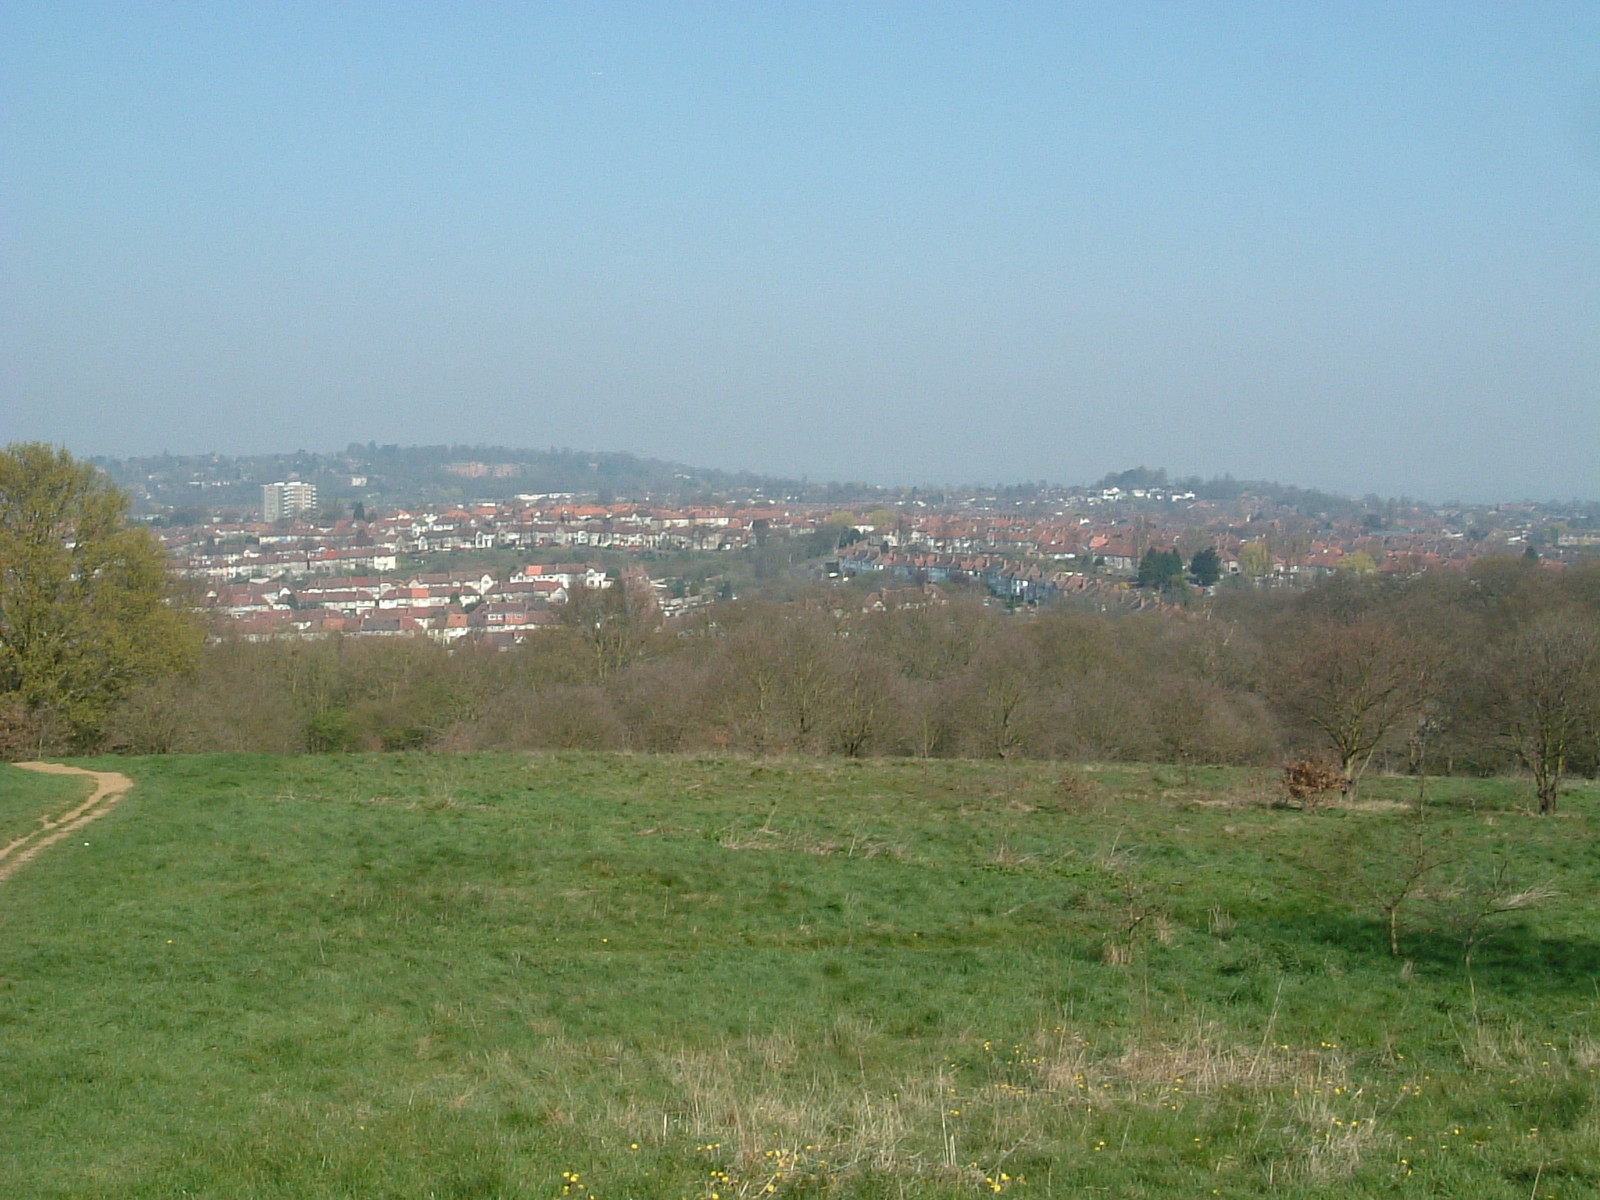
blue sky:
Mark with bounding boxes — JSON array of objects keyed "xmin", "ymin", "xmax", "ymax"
[{"xmin": 3, "ymin": 2, "xmax": 1596, "ymax": 500}]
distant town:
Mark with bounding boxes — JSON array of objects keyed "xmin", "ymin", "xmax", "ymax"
[{"xmin": 100, "ymin": 446, "xmax": 1600, "ymax": 645}]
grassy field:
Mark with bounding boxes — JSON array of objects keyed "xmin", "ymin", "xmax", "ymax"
[
  {"xmin": 0, "ymin": 763, "xmax": 90, "ymax": 848},
  {"xmin": 1, "ymin": 753, "xmax": 1597, "ymax": 1199}
]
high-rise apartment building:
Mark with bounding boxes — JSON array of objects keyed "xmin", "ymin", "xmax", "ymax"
[{"xmin": 262, "ymin": 481, "xmax": 317, "ymax": 523}]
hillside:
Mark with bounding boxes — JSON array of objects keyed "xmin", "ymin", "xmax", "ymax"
[
  {"xmin": 2, "ymin": 753, "xmax": 1596, "ymax": 1198},
  {"xmin": 95, "ymin": 444, "xmax": 828, "ymax": 513}
]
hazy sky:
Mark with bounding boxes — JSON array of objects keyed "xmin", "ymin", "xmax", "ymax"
[{"xmin": 3, "ymin": 3, "xmax": 1596, "ymax": 500}]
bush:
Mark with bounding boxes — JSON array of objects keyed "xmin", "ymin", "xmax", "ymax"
[{"xmin": 1282, "ymin": 756, "xmax": 1342, "ymax": 810}]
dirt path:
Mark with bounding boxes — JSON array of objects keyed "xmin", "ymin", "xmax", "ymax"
[{"xmin": 0, "ymin": 763, "xmax": 134, "ymax": 886}]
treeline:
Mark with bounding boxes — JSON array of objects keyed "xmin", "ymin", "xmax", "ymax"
[{"xmin": 100, "ymin": 558, "xmax": 1600, "ymax": 800}]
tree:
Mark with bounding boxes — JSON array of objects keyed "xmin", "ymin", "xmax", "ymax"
[
  {"xmin": 1335, "ymin": 550, "xmax": 1377, "ymax": 576},
  {"xmin": 824, "ymin": 646, "xmax": 896, "ymax": 757},
  {"xmin": 0, "ymin": 444, "xmax": 201, "ymax": 747},
  {"xmin": 1238, "ymin": 540, "xmax": 1271, "ymax": 579},
  {"xmin": 559, "ymin": 573, "xmax": 659, "ymax": 682},
  {"xmin": 1188, "ymin": 546, "xmax": 1222, "ymax": 588},
  {"xmin": 1485, "ymin": 611, "xmax": 1599, "ymax": 814},
  {"xmin": 1136, "ymin": 548, "xmax": 1184, "ymax": 590},
  {"xmin": 952, "ymin": 625, "xmax": 1047, "ymax": 758},
  {"xmin": 1319, "ymin": 803, "xmax": 1456, "ymax": 956},
  {"xmin": 1270, "ymin": 616, "xmax": 1436, "ymax": 797}
]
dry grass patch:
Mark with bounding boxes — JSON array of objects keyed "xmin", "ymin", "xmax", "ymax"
[
  {"xmin": 1022, "ymin": 1026, "xmax": 1393, "ymax": 1182},
  {"xmin": 1029, "ymin": 1026, "xmax": 1356, "ymax": 1103},
  {"xmin": 627, "ymin": 1032, "xmax": 959, "ymax": 1182},
  {"xmin": 987, "ymin": 842, "xmax": 1041, "ymax": 869},
  {"xmin": 718, "ymin": 823, "xmax": 903, "ymax": 859}
]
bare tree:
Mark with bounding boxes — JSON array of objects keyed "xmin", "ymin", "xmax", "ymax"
[
  {"xmin": 710, "ymin": 604, "xmax": 844, "ymax": 754},
  {"xmin": 1485, "ymin": 611, "xmax": 1599, "ymax": 814},
  {"xmin": 773, "ymin": 609, "xmax": 844, "ymax": 751},
  {"xmin": 561, "ymin": 574, "xmax": 659, "ymax": 682},
  {"xmin": 1271, "ymin": 617, "xmax": 1437, "ymax": 797},
  {"xmin": 1327, "ymin": 806, "xmax": 1456, "ymax": 956},
  {"xmin": 953, "ymin": 625, "xmax": 1047, "ymax": 759},
  {"xmin": 1425, "ymin": 855, "xmax": 1560, "ymax": 1018},
  {"xmin": 825, "ymin": 645, "xmax": 897, "ymax": 757}
]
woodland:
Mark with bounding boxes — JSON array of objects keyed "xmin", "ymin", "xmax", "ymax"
[{"xmin": 87, "ymin": 558, "xmax": 1600, "ymax": 811}]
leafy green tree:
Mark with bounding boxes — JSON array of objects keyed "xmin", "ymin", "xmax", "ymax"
[
  {"xmin": 1137, "ymin": 548, "xmax": 1185, "ymax": 590},
  {"xmin": 1336, "ymin": 550, "xmax": 1377, "ymax": 575},
  {"xmin": 0, "ymin": 443, "xmax": 202, "ymax": 747},
  {"xmin": 1238, "ymin": 540, "xmax": 1271, "ymax": 579},
  {"xmin": 1188, "ymin": 546, "xmax": 1222, "ymax": 588}
]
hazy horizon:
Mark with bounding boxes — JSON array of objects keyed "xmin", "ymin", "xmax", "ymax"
[
  {"xmin": 77, "ymin": 439, "xmax": 1597, "ymax": 509},
  {"xmin": 5, "ymin": 4, "xmax": 1597, "ymax": 504}
]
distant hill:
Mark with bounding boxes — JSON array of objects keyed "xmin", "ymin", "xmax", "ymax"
[
  {"xmin": 92, "ymin": 445, "xmax": 1599, "ymax": 523},
  {"xmin": 94, "ymin": 444, "xmax": 866, "ymax": 514}
]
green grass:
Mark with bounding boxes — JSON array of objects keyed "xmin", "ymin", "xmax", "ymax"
[
  {"xmin": 1, "ymin": 754, "xmax": 1597, "ymax": 1198},
  {"xmin": 0, "ymin": 762, "xmax": 90, "ymax": 846}
]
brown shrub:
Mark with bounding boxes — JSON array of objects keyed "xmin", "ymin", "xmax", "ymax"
[{"xmin": 1282, "ymin": 756, "xmax": 1343, "ymax": 810}]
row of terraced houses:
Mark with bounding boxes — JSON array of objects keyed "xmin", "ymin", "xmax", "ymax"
[{"xmin": 164, "ymin": 491, "xmax": 1582, "ymax": 642}]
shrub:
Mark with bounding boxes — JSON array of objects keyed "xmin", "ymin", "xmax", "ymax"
[{"xmin": 1282, "ymin": 756, "xmax": 1342, "ymax": 810}]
